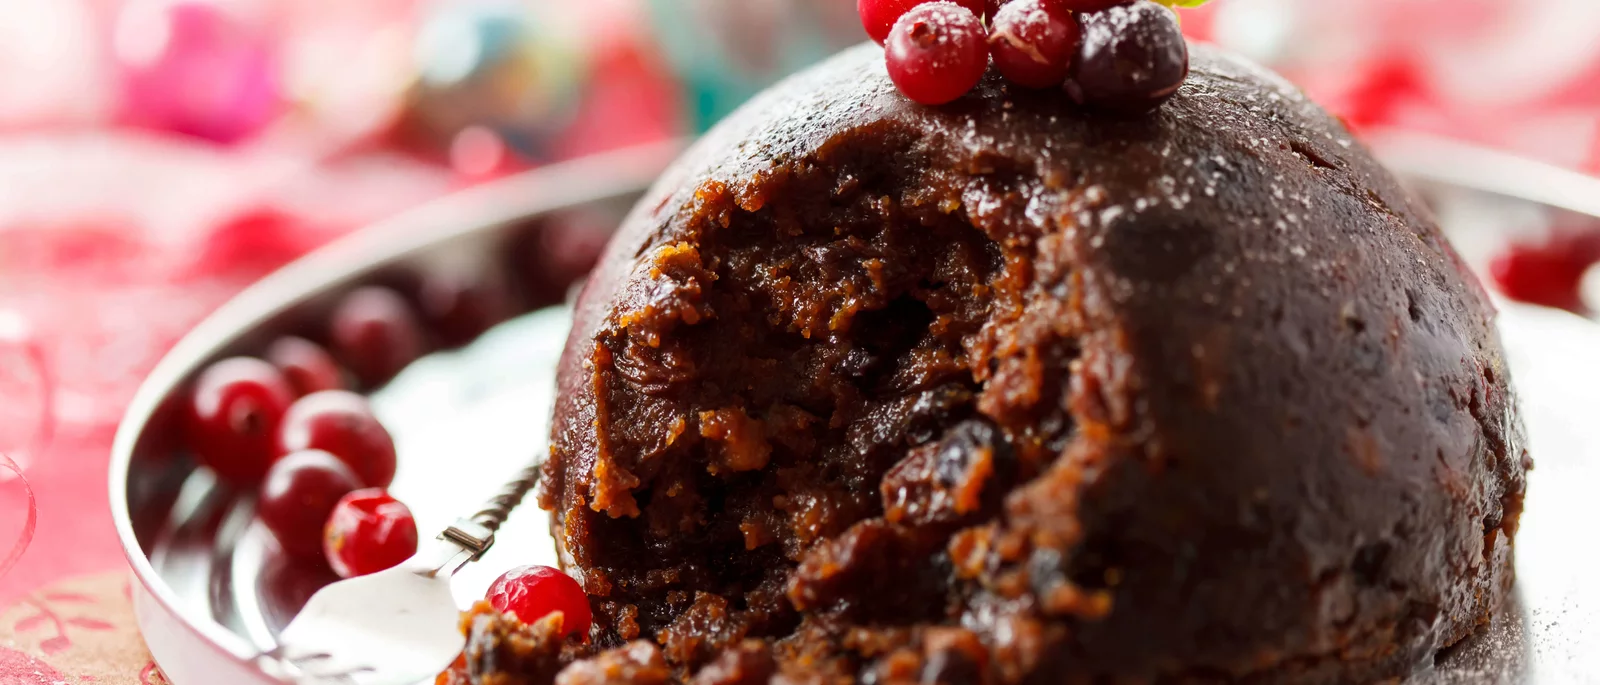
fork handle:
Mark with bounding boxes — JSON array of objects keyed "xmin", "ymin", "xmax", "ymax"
[
  {"xmin": 472, "ymin": 461, "xmax": 543, "ymax": 533},
  {"xmin": 438, "ymin": 461, "xmax": 543, "ymax": 562}
]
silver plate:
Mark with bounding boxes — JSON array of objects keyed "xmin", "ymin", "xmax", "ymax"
[{"xmin": 112, "ymin": 134, "xmax": 1600, "ymax": 684}]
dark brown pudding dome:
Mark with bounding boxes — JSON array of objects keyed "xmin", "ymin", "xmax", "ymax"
[{"xmin": 453, "ymin": 42, "xmax": 1528, "ymax": 684}]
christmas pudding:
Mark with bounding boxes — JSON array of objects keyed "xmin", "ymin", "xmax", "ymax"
[{"xmin": 447, "ymin": 6, "xmax": 1527, "ymax": 684}]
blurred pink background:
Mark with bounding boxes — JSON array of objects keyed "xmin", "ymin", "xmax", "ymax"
[{"xmin": 0, "ymin": 0, "xmax": 1596, "ymax": 680}]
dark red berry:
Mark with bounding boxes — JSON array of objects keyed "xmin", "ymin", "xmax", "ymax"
[
  {"xmin": 1068, "ymin": 1, "xmax": 1188, "ymax": 113},
  {"xmin": 266, "ymin": 336, "xmax": 344, "ymax": 397},
  {"xmin": 989, "ymin": 0, "xmax": 1081, "ymax": 89},
  {"xmin": 886, "ymin": 2, "xmax": 991, "ymax": 106},
  {"xmin": 860, "ymin": 0, "xmax": 986, "ymax": 45},
  {"xmin": 486, "ymin": 565, "xmax": 593, "ymax": 638},
  {"xmin": 992, "ymin": 0, "xmax": 1131, "ymax": 15},
  {"xmin": 1488, "ymin": 236, "xmax": 1600, "ymax": 312},
  {"xmin": 258, "ymin": 450, "xmax": 363, "ymax": 559},
  {"xmin": 330, "ymin": 286, "xmax": 426, "ymax": 388},
  {"xmin": 419, "ymin": 270, "xmax": 512, "ymax": 349},
  {"xmin": 507, "ymin": 215, "xmax": 612, "ymax": 309},
  {"xmin": 324, "ymin": 488, "xmax": 419, "ymax": 578},
  {"xmin": 278, "ymin": 390, "xmax": 397, "ymax": 488},
  {"xmin": 186, "ymin": 357, "xmax": 295, "ymax": 486}
]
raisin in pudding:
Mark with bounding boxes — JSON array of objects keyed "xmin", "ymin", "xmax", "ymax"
[{"xmin": 444, "ymin": 40, "xmax": 1528, "ymax": 685}]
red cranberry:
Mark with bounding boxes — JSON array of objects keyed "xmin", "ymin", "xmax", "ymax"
[
  {"xmin": 329, "ymin": 286, "xmax": 426, "ymax": 388},
  {"xmin": 486, "ymin": 565, "xmax": 592, "ymax": 638},
  {"xmin": 885, "ymin": 2, "xmax": 991, "ymax": 106},
  {"xmin": 860, "ymin": 0, "xmax": 987, "ymax": 45},
  {"xmin": 989, "ymin": 0, "xmax": 1081, "ymax": 89},
  {"xmin": 1488, "ymin": 236, "xmax": 1600, "ymax": 312},
  {"xmin": 1068, "ymin": 1, "xmax": 1188, "ymax": 113},
  {"xmin": 419, "ymin": 270, "xmax": 512, "ymax": 349},
  {"xmin": 993, "ymin": 0, "xmax": 1133, "ymax": 15},
  {"xmin": 277, "ymin": 390, "xmax": 397, "ymax": 488},
  {"xmin": 508, "ymin": 216, "xmax": 612, "ymax": 309},
  {"xmin": 323, "ymin": 488, "xmax": 419, "ymax": 578},
  {"xmin": 266, "ymin": 336, "xmax": 344, "ymax": 397},
  {"xmin": 186, "ymin": 357, "xmax": 295, "ymax": 486},
  {"xmin": 258, "ymin": 450, "xmax": 363, "ymax": 559},
  {"xmin": 1052, "ymin": 0, "xmax": 1132, "ymax": 10}
]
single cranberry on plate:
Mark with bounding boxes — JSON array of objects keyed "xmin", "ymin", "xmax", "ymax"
[
  {"xmin": 486, "ymin": 565, "xmax": 592, "ymax": 639},
  {"xmin": 419, "ymin": 270, "xmax": 513, "ymax": 349},
  {"xmin": 323, "ymin": 488, "xmax": 419, "ymax": 578},
  {"xmin": 885, "ymin": 2, "xmax": 991, "ymax": 106},
  {"xmin": 186, "ymin": 357, "xmax": 295, "ymax": 486},
  {"xmin": 1068, "ymin": 0, "xmax": 1189, "ymax": 113},
  {"xmin": 330, "ymin": 286, "xmax": 426, "ymax": 388},
  {"xmin": 860, "ymin": 0, "xmax": 987, "ymax": 45},
  {"xmin": 277, "ymin": 390, "xmax": 397, "ymax": 488},
  {"xmin": 266, "ymin": 336, "xmax": 344, "ymax": 397},
  {"xmin": 989, "ymin": 0, "xmax": 1082, "ymax": 89},
  {"xmin": 258, "ymin": 450, "xmax": 363, "ymax": 559}
]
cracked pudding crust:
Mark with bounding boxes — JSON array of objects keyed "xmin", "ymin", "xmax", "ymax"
[{"xmin": 445, "ymin": 43, "xmax": 1527, "ymax": 685}]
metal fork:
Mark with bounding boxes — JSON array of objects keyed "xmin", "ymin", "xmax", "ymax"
[{"xmin": 258, "ymin": 463, "xmax": 544, "ymax": 685}]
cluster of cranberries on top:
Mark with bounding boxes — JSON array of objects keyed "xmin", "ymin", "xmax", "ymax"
[
  {"xmin": 987, "ymin": 0, "xmax": 1080, "ymax": 88},
  {"xmin": 862, "ymin": 0, "xmax": 1188, "ymax": 110}
]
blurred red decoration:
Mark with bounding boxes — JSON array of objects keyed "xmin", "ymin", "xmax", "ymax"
[
  {"xmin": 1488, "ymin": 228, "xmax": 1600, "ymax": 312},
  {"xmin": 449, "ymin": 125, "xmax": 513, "ymax": 178},
  {"xmin": 0, "ymin": 451, "xmax": 39, "ymax": 584},
  {"xmin": 0, "ymin": 311, "xmax": 53, "ymax": 476},
  {"xmin": 184, "ymin": 205, "xmax": 323, "ymax": 278}
]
